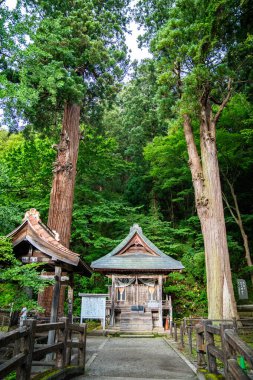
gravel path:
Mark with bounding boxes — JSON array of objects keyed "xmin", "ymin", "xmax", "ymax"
[{"xmin": 74, "ymin": 336, "xmax": 198, "ymax": 380}]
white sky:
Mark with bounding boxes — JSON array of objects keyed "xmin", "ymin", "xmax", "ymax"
[
  {"xmin": 125, "ymin": 21, "xmax": 151, "ymax": 61},
  {"xmin": 5, "ymin": 0, "xmax": 150, "ymax": 62}
]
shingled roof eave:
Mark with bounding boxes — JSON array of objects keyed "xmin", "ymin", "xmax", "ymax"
[
  {"xmin": 95, "ymin": 228, "xmax": 167, "ymax": 261},
  {"xmin": 91, "ymin": 225, "xmax": 184, "ymax": 271},
  {"xmin": 7, "ymin": 219, "xmax": 28, "ymax": 239},
  {"xmin": 91, "ymin": 267, "xmax": 183, "ymax": 273},
  {"xmin": 7, "ymin": 214, "xmax": 93, "ymax": 275},
  {"xmin": 27, "ymin": 219, "xmax": 80, "ymax": 261}
]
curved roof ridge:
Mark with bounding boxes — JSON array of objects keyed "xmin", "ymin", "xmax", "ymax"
[
  {"xmin": 91, "ymin": 224, "xmax": 184, "ymax": 271},
  {"xmin": 27, "ymin": 217, "xmax": 80, "ymax": 259}
]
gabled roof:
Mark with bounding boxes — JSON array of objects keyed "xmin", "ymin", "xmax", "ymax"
[
  {"xmin": 7, "ymin": 209, "xmax": 92, "ymax": 276},
  {"xmin": 91, "ymin": 224, "xmax": 184, "ymax": 273}
]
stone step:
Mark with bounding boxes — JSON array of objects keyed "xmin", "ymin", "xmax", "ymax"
[
  {"xmin": 121, "ymin": 311, "xmax": 152, "ymax": 316},
  {"xmin": 120, "ymin": 324, "xmax": 153, "ymax": 331},
  {"xmin": 120, "ymin": 318, "xmax": 152, "ymax": 323},
  {"xmin": 119, "ymin": 310, "xmax": 153, "ymax": 332},
  {"xmin": 120, "ymin": 321, "xmax": 152, "ymax": 326},
  {"xmin": 120, "ymin": 323, "xmax": 152, "ymax": 326},
  {"xmin": 120, "ymin": 320, "xmax": 152, "ymax": 325},
  {"xmin": 120, "ymin": 313, "xmax": 152, "ymax": 319},
  {"xmin": 119, "ymin": 334, "xmax": 155, "ymax": 338}
]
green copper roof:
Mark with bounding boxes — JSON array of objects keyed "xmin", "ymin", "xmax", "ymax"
[{"xmin": 91, "ymin": 224, "xmax": 184, "ymax": 272}]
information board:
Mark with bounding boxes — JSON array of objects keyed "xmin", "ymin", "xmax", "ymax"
[
  {"xmin": 80, "ymin": 294, "xmax": 107, "ymax": 329},
  {"xmin": 237, "ymin": 279, "xmax": 248, "ymax": 300}
]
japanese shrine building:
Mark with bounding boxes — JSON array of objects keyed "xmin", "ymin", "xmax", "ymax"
[
  {"xmin": 91, "ymin": 224, "xmax": 184, "ymax": 332},
  {"xmin": 7, "ymin": 209, "xmax": 92, "ymax": 318}
]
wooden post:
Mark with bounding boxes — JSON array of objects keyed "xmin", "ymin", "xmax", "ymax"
[
  {"xmin": 188, "ymin": 326, "xmax": 193, "ymax": 354},
  {"xmin": 174, "ymin": 322, "xmax": 178, "ymax": 341},
  {"xmin": 67, "ymin": 273, "xmax": 74, "ymax": 323},
  {"xmin": 136, "ymin": 276, "xmax": 139, "ymax": 307},
  {"xmin": 169, "ymin": 295, "xmax": 173, "ymax": 334},
  {"xmin": 19, "ymin": 319, "xmax": 36, "ymax": 380},
  {"xmin": 51, "ymin": 266, "xmax": 62, "ymax": 323},
  {"xmin": 158, "ymin": 275, "xmax": 163, "ymax": 328},
  {"xmin": 48, "ymin": 266, "xmax": 62, "ymax": 353},
  {"xmin": 220, "ymin": 323, "xmax": 235, "ymax": 380},
  {"xmin": 79, "ymin": 323, "xmax": 87, "ymax": 373},
  {"xmin": 56, "ymin": 317, "xmax": 68, "ymax": 368},
  {"xmin": 232, "ymin": 317, "xmax": 237, "ymax": 333},
  {"xmin": 196, "ymin": 322, "xmax": 206, "ymax": 368},
  {"xmin": 180, "ymin": 321, "xmax": 185, "ymax": 348},
  {"xmin": 66, "ymin": 325, "xmax": 72, "ymax": 365},
  {"xmin": 110, "ymin": 275, "xmax": 115, "ymax": 326},
  {"xmin": 204, "ymin": 320, "xmax": 218, "ymax": 374}
]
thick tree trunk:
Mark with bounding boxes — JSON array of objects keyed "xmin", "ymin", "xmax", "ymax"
[
  {"xmin": 48, "ymin": 102, "xmax": 81, "ymax": 248},
  {"xmin": 183, "ymin": 110, "xmax": 238, "ymax": 320}
]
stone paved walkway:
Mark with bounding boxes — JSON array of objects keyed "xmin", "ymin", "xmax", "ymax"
[{"xmin": 74, "ymin": 336, "xmax": 198, "ymax": 380}]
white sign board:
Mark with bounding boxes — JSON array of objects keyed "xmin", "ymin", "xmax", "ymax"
[
  {"xmin": 237, "ymin": 279, "xmax": 248, "ymax": 300},
  {"xmin": 147, "ymin": 301, "xmax": 159, "ymax": 309},
  {"xmin": 80, "ymin": 294, "xmax": 107, "ymax": 330}
]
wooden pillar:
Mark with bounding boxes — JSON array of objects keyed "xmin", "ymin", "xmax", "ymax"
[
  {"xmin": 136, "ymin": 276, "xmax": 139, "ymax": 306},
  {"xmin": 67, "ymin": 272, "xmax": 74, "ymax": 323},
  {"xmin": 110, "ymin": 275, "xmax": 115, "ymax": 326},
  {"xmin": 158, "ymin": 275, "xmax": 163, "ymax": 328},
  {"xmin": 48, "ymin": 266, "xmax": 62, "ymax": 347},
  {"xmin": 169, "ymin": 295, "xmax": 173, "ymax": 332}
]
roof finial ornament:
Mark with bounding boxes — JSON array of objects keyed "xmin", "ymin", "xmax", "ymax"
[
  {"xmin": 130, "ymin": 223, "xmax": 143, "ymax": 234},
  {"xmin": 52, "ymin": 230, "xmax": 60, "ymax": 241},
  {"xmin": 23, "ymin": 208, "xmax": 41, "ymax": 221}
]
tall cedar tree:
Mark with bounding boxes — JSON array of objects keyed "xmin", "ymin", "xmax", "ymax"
[
  {"xmin": 136, "ymin": 0, "xmax": 253, "ymax": 318},
  {"xmin": 3, "ymin": 0, "xmax": 130, "ymax": 247}
]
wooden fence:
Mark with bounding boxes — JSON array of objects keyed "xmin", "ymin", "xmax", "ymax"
[
  {"xmin": 0, "ymin": 318, "xmax": 87, "ymax": 380},
  {"xmin": 170, "ymin": 318, "xmax": 253, "ymax": 379}
]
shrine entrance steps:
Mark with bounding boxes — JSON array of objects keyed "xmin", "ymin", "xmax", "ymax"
[{"xmin": 119, "ymin": 310, "xmax": 153, "ymax": 332}]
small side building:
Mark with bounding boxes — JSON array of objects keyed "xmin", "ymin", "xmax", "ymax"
[
  {"xmin": 7, "ymin": 208, "xmax": 92, "ymax": 319},
  {"xmin": 91, "ymin": 224, "xmax": 184, "ymax": 332}
]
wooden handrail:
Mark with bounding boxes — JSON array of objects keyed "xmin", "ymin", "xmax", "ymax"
[
  {"xmin": 0, "ymin": 319, "xmax": 87, "ymax": 379},
  {"xmin": 170, "ymin": 317, "xmax": 253, "ymax": 379}
]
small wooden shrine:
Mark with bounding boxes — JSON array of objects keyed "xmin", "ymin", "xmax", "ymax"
[
  {"xmin": 91, "ymin": 224, "xmax": 184, "ymax": 332},
  {"xmin": 7, "ymin": 208, "xmax": 92, "ymax": 319}
]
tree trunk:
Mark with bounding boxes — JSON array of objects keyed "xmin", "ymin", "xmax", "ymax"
[
  {"xmin": 48, "ymin": 102, "xmax": 81, "ymax": 248},
  {"xmin": 183, "ymin": 109, "xmax": 238, "ymax": 320}
]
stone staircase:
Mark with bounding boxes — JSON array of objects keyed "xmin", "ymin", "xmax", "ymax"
[{"xmin": 120, "ymin": 310, "xmax": 153, "ymax": 332}]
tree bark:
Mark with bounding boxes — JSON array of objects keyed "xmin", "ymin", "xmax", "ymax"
[
  {"xmin": 183, "ymin": 103, "xmax": 238, "ymax": 319},
  {"xmin": 48, "ymin": 102, "xmax": 81, "ymax": 248}
]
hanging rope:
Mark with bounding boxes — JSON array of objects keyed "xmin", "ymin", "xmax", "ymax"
[
  {"xmin": 115, "ymin": 278, "xmax": 135, "ymax": 287},
  {"xmin": 139, "ymin": 278, "xmax": 157, "ymax": 287}
]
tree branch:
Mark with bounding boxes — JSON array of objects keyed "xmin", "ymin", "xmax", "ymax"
[
  {"xmin": 222, "ymin": 191, "xmax": 239, "ymax": 224},
  {"xmin": 222, "ymin": 172, "xmax": 253, "ymax": 280},
  {"xmin": 213, "ymin": 78, "xmax": 232, "ymax": 125},
  {"xmin": 183, "ymin": 114, "xmax": 206, "ymax": 211},
  {"xmin": 210, "ymin": 95, "xmax": 222, "ymax": 105}
]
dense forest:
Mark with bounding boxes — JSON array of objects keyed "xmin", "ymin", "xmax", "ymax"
[{"xmin": 0, "ymin": 0, "xmax": 253, "ymax": 318}]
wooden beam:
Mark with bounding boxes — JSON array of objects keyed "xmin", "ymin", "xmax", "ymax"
[
  {"xmin": 67, "ymin": 273, "xmax": 74, "ymax": 323},
  {"xmin": 110, "ymin": 275, "xmax": 115, "ymax": 326},
  {"xmin": 158, "ymin": 275, "xmax": 163, "ymax": 328},
  {"xmin": 47, "ymin": 266, "xmax": 62, "ymax": 353}
]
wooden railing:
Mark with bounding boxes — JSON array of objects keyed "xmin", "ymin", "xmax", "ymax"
[
  {"xmin": 0, "ymin": 318, "xmax": 87, "ymax": 380},
  {"xmin": 169, "ymin": 318, "xmax": 253, "ymax": 379}
]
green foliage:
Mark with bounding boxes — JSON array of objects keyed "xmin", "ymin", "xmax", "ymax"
[
  {"xmin": 0, "ymin": 236, "xmax": 53, "ymax": 311},
  {"xmin": 0, "ymin": 0, "xmax": 253, "ymax": 319},
  {"xmin": 1, "ymin": 0, "xmax": 130, "ymax": 129},
  {"xmin": 164, "ymin": 271, "xmax": 207, "ymax": 318},
  {"xmin": 0, "ymin": 131, "xmax": 55, "ymax": 232},
  {"xmin": 0, "ymin": 237, "xmax": 15, "ymax": 264}
]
